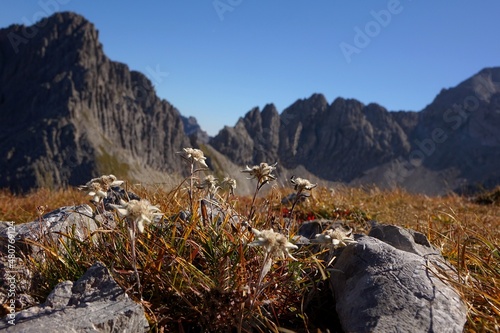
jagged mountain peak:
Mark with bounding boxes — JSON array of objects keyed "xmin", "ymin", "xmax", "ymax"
[
  {"xmin": 1, "ymin": 11, "xmax": 100, "ymax": 57},
  {"xmin": 181, "ymin": 115, "xmax": 209, "ymax": 143},
  {"xmin": 42, "ymin": 11, "xmax": 97, "ymax": 36},
  {"xmin": 261, "ymin": 103, "xmax": 278, "ymax": 117},
  {"xmin": 0, "ymin": 11, "xmax": 192, "ymax": 192},
  {"xmin": 303, "ymin": 93, "xmax": 328, "ymax": 106},
  {"xmin": 288, "ymin": 93, "xmax": 328, "ymax": 112},
  {"xmin": 279, "ymin": 93, "xmax": 329, "ymax": 127},
  {"xmin": 426, "ymin": 67, "xmax": 500, "ymax": 113},
  {"xmin": 458, "ymin": 67, "xmax": 500, "ymax": 102},
  {"xmin": 330, "ymin": 96, "xmax": 365, "ymax": 112}
]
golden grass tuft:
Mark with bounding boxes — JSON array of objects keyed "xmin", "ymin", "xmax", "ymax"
[{"xmin": 0, "ymin": 188, "xmax": 87, "ymax": 223}]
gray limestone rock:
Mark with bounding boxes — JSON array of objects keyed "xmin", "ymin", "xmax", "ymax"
[
  {"xmin": 0, "ymin": 205, "xmax": 100, "ymax": 314},
  {"xmin": 330, "ymin": 228, "xmax": 467, "ymax": 333},
  {"xmin": 368, "ymin": 223, "xmax": 440, "ymax": 258},
  {"xmin": 0, "ymin": 262, "xmax": 149, "ymax": 332},
  {"xmin": 0, "ymin": 205, "xmax": 97, "ymax": 256}
]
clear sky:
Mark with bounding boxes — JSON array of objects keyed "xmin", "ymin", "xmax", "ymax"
[{"xmin": 1, "ymin": 1, "xmax": 500, "ymax": 136}]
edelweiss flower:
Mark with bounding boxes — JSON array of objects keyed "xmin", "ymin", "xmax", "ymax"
[
  {"xmin": 312, "ymin": 227, "xmax": 357, "ymax": 249},
  {"xmin": 178, "ymin": 147, "xmax": 208, "ymax": 168},
  {"xmin": 241, "ymin": 162, "xmax": 277, "ymax": 186},
  {"xmin": 290, "ymin": 176, "xmax": 317, "ymax": 192},
  {"xmin": 98, "ymin": 174, "xmax": 124, "ymax": 187},
  {"xmin": 220, "ymin": 177, "xmax": 237, "ymax": 195},
  {"xmin": 248, "ymin": 227, "xmax": 298, "ymax": 260},
  {"xmin": 79, "ymin": 174, "xmax": 124, "ymax": 203},
  {"xmin": 197, "ymin": 175, "xmax": 219, "ymax": 195},
  {"xmin": 111, "ymin": 199, "xmax": 163, "ymax": 233}
]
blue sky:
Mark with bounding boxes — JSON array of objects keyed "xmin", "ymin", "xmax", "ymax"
[{"xmin": 1, "ymin": 1, "xmax": 500, "ymax": 136}]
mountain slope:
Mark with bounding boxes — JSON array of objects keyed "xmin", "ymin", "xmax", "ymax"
[
  {"xmin": 410, "ymin": 67, "xmax": 500, "ymax": 191},
  {"xmin": 0, "ymin": 12, "xmax": 191, "ymax": 191}
]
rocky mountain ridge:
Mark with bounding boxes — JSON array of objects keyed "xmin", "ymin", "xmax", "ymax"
[
  {"xmin": 211, "ymin": 68, "xmax": 500, "ymax": 194},
  {"xmin": 0, "ymin": 12, "xmax": 191, "ymax": 192},
  {"xmin": 1, "ymin": 12, "xmax": 499, "ymax": 195}
]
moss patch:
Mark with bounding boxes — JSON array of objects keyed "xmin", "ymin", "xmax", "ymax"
[
  {"xmin": 95, "ymin": 146, "xmax": 130, "ymax": 179},
  {"xmin": 199, "ymin": 144, "xmax": 224, "ymax": 180}
]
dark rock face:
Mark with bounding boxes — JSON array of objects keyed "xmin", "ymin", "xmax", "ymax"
[
  {"xmin": 411, "ymin": 67, "xmax": 500, "ymax": 191},
  {"xmin": 279, "ymin": 97, "xmax": 412, "ymax": 181},
  {"xmin": 210, "ymin": 103, "xmax": 280, "ymax": 166},
  {"xmin": 181, "ymin": 115, "xmax": 210, "ymax": 143},
  {"xmin": 0, "ymin": 262, "xmax": 149, "ymax": 332},
  {"xmin": 330, "ymin": 225, "xmax": 467, "ymax": 333},
  {"xmin": 212, "ymin": 94, "xmax": 412, "ymax": 183},
  {"xmin": 0, "ymin": 12, "xmax": 191, "ymax": 192}
]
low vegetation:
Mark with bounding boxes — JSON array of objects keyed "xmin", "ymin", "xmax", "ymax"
[{"xmin": 0, "ymin": 153, "xmax": 499, "ymax": 332}]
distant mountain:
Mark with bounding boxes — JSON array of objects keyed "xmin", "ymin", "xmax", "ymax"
[
  {"xmin": 1, "ymin": 12, "xmax": 499, "ymax": 195},
  {"xmin": 211, "ymin": 69, "xmax": 500, "ymax": 195},
  {"xmin": 405, "ymin": 67, "xmax": 500, "ymax": 193}
]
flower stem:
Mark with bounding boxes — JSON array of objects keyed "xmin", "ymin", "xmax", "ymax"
[
  {"xmin": 189, "ymin": 161, "xmax": 194, "ymax": 215},
  {"xmin": 128, "ymin": 221, "xmax": 142, "ymax": 300},
  {"xmin": 289, "ymin": 189, "xmax": 303, "ymax": 219},
  {"xmin": 248, "ymin": 180, "xmax": 261, "ymax": 221}
]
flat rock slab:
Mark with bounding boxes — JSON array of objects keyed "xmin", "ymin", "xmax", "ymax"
[
  {"xmin": 0, "ymin": 262, "xmax": 149, "ymax": 332},
  {"xmin": 0, "ymin": 205, "xmax": 97, "ymax": 256},
  {"xmin": 330, "ymin": 234, "xmax": 467, "ymax": 333}
]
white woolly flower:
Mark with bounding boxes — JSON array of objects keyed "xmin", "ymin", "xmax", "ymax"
[
  {"xmin": 111, "ymin": 199, "xmax": 162, "ymax": 233},
  {"xmin": 248, "ymin": 227, "xmax": 298, "ymax": 260},
  {"xmin": 178, "ymin": 147, "xmax": 208, "ymax": 168},
  {"xmin": 241, "ymin": 162, "xmax": 277, "ymax": 186},
  {"xmin": 220, "ymin": 176, "xmax": 237, "ymax": 194},
  {"xmin": 197, "ymin": 175, "xmax": 219, "ymax": 195},
  {"xmin": 79, "ymin": 174, "xmax": 124, "ymax": 203},
  {"xmin": 290, "ymin": 176, "xmax": 317, "ymax": 192},
  {"xmin": 220, "ymin": 177, "xmax": 236, "ymax": 195},
  {"xmin": 81, "ymin": 182, "xmax": 107, "ymax": 203},
  {"xmin": 312, "ymin": 228, "xmax": 357, "ymax": 249}
]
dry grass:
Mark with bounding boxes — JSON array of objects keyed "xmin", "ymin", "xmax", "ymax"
[
  {"xmin": 0, "ymin": 188, "xmax": 87, "ymax": 223},
  {"xmin": 311, "ymin": 185, "xmax": 500, "ymax": 332},
  {"xmin": 1, "ymin": 183, "xmax": 499, "ymax": 332}
]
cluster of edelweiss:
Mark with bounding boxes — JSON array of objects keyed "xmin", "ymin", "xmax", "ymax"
[
  {"xmin": 79, "ymin": 175, "xmax": 162, "ymax": 233},
  {"xmin": 78, "ymin": 148, "xmax": 356, "ymax": 265}
]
